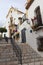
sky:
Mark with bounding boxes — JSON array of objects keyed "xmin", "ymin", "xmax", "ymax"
[
  {"xmin": 0, "ymin": 0, "xmax": 43, "ymax": 27},
  {"xmin": 0, "ymin": 0, "xmax": 26, "ymax": 27}
]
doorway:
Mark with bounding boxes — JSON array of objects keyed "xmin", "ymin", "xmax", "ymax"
[{"xmin": 21, "ymin": 28, "xmax": 26, "ymax": 43}]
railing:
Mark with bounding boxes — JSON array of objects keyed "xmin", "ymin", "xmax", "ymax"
[
  {"xmin": 10, "ymin": 38, "xmax": 22, "ymax": 65},
  {"xmin": 0, "ymin": 37, "xmax": 11, "ymax": 43}
]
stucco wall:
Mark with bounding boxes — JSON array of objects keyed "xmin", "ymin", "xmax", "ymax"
[
  {"xmin": 28, "ymin": 0, "xmax": 43, "ymax": 23},
  {"xmin": 18, "ymin": 20, "xmax": 43, "ymax": 57},
  {"xmin": 18, "ymin": 20, "xmax": 38, "ymax": 49},
  {"xmin": 18, "ymin": 20, "xmax": 31, "ymax": 42},
  {"xmin": 5, "ymin": 8, "xmax": 24, "ymax": 37}
]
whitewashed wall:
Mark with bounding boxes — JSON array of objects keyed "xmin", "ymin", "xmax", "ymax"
[
  {"xmin": 28, "ymin": 0, "xmax": 43, "ymax": 24},
  {"xmin": 17, "ymin": 0, "xmax": 43, "ymax": 56},
  {"xmin": 18, "ymin": 21, "xmax": 38, "ymax": 47},
  {"xmin": 18, "ymin": 20, "xmax": 31, "ymax": 42},
  {"xmin": 5, "ymin": 8, "xmax": 24, "ymax": 37},
  {"xmin": 18, "ymin": 20, "xmax": 43, "ymax": 57}
]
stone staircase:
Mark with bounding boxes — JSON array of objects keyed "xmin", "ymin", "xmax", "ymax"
[
  {"xmin": 0, "ymin": 44, "xmax": 19, "ymax": 65},
  {"xmin": 0, "ymin": 38, "xmax": 43, "ymax": 65},
  {"xmin": 19, "ymin": 43, "xmax": 43, "ymax": 65},
  {"xmin": 0, "ymin": 38, "xmax": 11, "ymax": 44}
]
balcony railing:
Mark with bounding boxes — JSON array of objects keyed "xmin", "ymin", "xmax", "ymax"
[
  {"xmin": 31, "ymin": 17, "xmax": 39, "ymax": 31},
  {"xmin": 31, "ymin": 25, "xmax": 38, "ymax": 31}
]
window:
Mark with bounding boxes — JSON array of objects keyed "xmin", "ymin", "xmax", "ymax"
[
  {"xmin": 34, "ymin": 6, "xmax": 42, "ymax": 26},
  {"xmin": 37, "ymin": 36, "xmax": 43, "ymax": 51},
  {"xmin": 10, "ymin": 16, "xmax": 13, "ymax": 24},
  {"xmin": 22, "ymin": 14, "xmax": 26, "ymax": 22}
]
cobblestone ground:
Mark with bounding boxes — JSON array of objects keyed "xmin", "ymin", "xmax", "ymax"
[
  {"xmin": 19, "ymin": 44, "xmax": 43, "ymax": 65},
  {"xmin": 0, "ymin": 38, "xmax": 43, "ymax": 65}
]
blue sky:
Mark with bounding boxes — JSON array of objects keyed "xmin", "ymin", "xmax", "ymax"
[{"xmin": 0, "ymin": 0, "xmax": 26, "ymax": 27}]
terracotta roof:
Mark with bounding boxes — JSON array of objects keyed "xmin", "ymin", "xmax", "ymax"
[{"xmin": 25, "ymin": 0, "xmax": 34, "ymax": 9}]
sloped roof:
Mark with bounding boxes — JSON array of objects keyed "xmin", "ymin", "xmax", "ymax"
[
  {"xmin": 6, "ymin": 6, "xmax": 25, "ymax": 18},
  {"xmin": 25, "ymin": 0, "xmax": 34, "ymax": 9}
]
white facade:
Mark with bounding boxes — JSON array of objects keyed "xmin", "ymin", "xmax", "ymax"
[
  {"xmin": 27, "ymin": 0, "xmax": 43, "ymax": 24},
  {"xmin": 17, "ymin": 0, "xmax": 43, "ymax": 57},
  {"xmin": 18, "ymin": 20, "xmax": 43, "ymax": 57},
  {"xmin": 3, "ymin": 7, "xmax": 24, "ymax": 37},
  {"xmin": 2, "ymin": 1, "xmax": 43, "ymax": 56}
]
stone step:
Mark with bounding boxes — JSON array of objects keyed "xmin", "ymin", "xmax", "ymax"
[
  {"xmin": 19, "ymin": 44, "xmax": 43, "ymax": 64},
  {"xmin": 0, "ymin": 43, "xmax": 19, "ymax": 65},
  {"xmin": 0, "ymin": 41, "xmax": 43, "ymax": 65},
  {"xmin": 0, "ymin": 58, "xmax": 18, "ymax": 62},
  {"xmin": 0, "ymin": 61, "xmax": 18, "ymax": 65}
]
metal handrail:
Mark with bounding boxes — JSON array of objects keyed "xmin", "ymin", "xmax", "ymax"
[{"xmin": 10, "ymin": 38, "xmax": 22, "ymax": 65}]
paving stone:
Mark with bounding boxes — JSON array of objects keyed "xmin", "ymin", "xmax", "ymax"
[
  {"xmin": 0, "ymin": 41, "xmax": 43, "ymax": 65},
  {"xmin": 29, "ymin": 62, "xmax": 34, "ymax": 65},
  {"xmin": 19, "ymin": 44, "xmax": 43, "ymax": 64},
  {"xmin": 35, "ymin": 62, "xmax": 41, "ymax": 65},
  {"xmin": 41, "ymin": 61, "xmax": 43, "ymax": 65}
]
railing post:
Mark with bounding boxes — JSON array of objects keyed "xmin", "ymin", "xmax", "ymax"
[{"xmin": 10, "ymin": 38, "xmax": 22, "ymax": 65}]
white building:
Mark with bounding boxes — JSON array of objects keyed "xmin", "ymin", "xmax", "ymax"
[
  {"xmin": 3, "ymin": 0, "xmax": 43, "ymax": 56},
  {"xmin": 17, "ymin": 0, "xmax": 43, "ymax": 57},
  {"xmin": 20, "ymin": 0, "xmax": 43, "ymax": 42},
  {"xmin": 25, "ymin": 0, "xmax": 43, "ymax": 23},
  {"xmin": 3, "ymin": 6, "xmax": 24, "ymax": 37}
]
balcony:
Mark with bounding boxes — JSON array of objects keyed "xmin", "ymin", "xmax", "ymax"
[
  {"xmin": 25, "ymin": 0, "xmax": 34, "ymax": 9},
  {"xmin": 31, "ymin": 17, "xmax": 39, "ymax": 31},
  {"xmin": 31, "ymin": 16, "xmax": 43, "ymax": 31}
]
